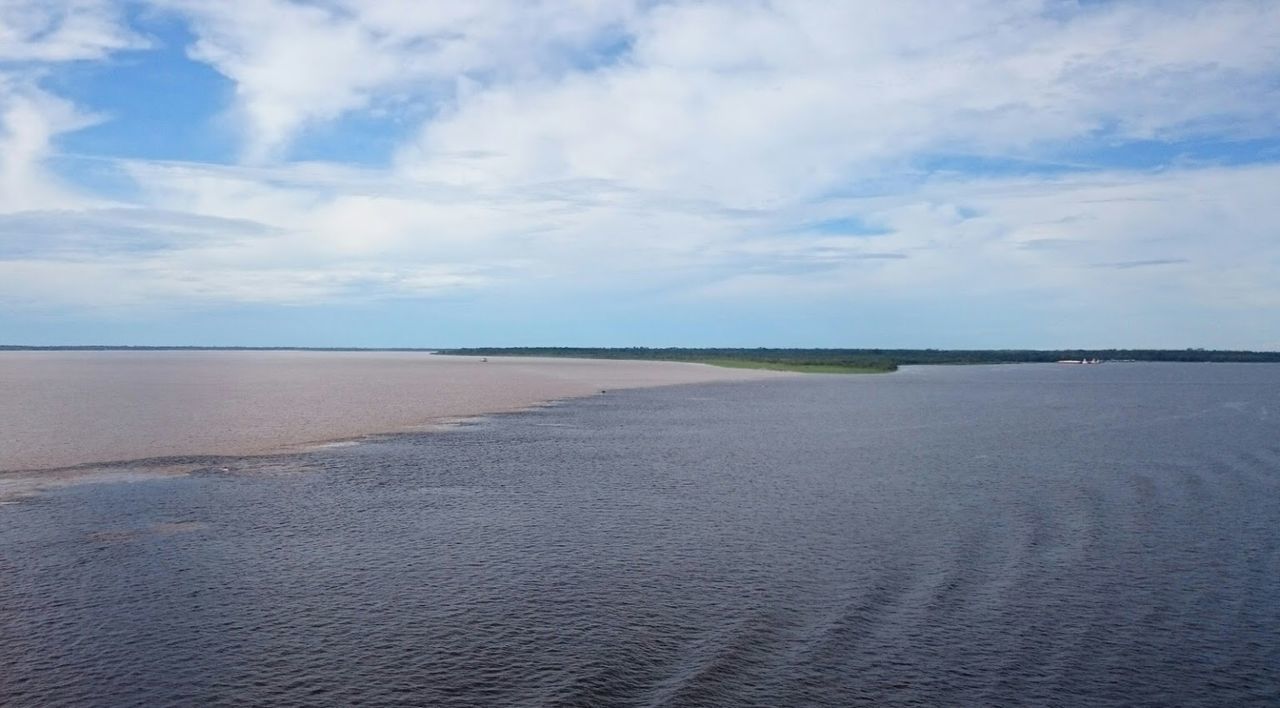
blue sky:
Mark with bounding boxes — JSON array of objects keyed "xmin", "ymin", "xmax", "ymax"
[{"xmin": 2, "ymin": 1, "xmax": 1279, "ymax": 349}]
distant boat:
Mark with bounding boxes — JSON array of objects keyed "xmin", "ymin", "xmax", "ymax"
[{"xmin": 1057, "ymin": 358, "xmax": 1103, "ymax": 364}]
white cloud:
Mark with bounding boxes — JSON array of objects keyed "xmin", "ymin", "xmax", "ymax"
[
  {"xmin": 0, "ymin": 0, "xmax": 144, "ymax": 210},
  {"xmin": 0, "ymin": 0, "xmax": 144, "ymax": 61},
  {"xmin": 0, "ymin": 257, "xmax": 493, "ymax": 308},
  {"xmin": 0, "ymin": 82, "xmax": 90, "ymax": 210},
  {"xmin": 160, "ymin": 0, "xmax": 638, "ymax": 161},
  {"xmin": 398, "ymin": 0, "xmax": 1280, "ymax": 207},
  {"xmin": 694, "ymin": 163, "xmax": 1280, "ymax": 324},
  {"xmin": 6, "ymin": 151, "xmax": 1279, "ymax": 343},
  {"xmin": 2, "ymin": 1, "xmax": 1279, "ymax": 347}
]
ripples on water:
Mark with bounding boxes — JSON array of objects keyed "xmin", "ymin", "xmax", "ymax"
[{"xmin": 2, "ymin": 364, "xmax": 1278, "ymax": 706}]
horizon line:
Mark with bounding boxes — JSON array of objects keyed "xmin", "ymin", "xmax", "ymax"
[{"xmin": 2, "ymin": 345, "xmax": 1278, "ymax": 354}]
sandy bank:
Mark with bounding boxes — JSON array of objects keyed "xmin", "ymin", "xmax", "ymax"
[{"xmin": 0, "ymin": 351, "xmax": 788, "ymax": 474}]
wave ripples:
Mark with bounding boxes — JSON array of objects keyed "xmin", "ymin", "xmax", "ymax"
[{"xmin": 2, "ymin": 363, "xmax": 1278, "ymax": 706}]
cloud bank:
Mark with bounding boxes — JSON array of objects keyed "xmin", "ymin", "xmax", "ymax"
[{"xmin": 1, "ymin": 0, "xmax": 1279, "ymax": 347}]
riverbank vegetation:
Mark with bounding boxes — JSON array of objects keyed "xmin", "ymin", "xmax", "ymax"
[{"xmin": 437, "ymin": 347, "xmax": 1280, "ymax": 373}]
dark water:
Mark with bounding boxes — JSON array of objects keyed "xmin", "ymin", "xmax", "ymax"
[{"xmin": 2, "ymin": 364, "xmax": 1278, "ymax": 707}]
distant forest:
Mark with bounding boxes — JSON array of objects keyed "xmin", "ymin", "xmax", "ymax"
[{"xmin": 439, "ymin": 347, "xmax": 1280, "ymax": 371}]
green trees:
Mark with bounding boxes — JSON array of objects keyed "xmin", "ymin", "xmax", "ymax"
[{"xmin": 439, "ymin": 347, "xmax": 1280, "ymax": 369}]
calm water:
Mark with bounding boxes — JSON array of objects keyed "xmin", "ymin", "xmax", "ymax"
[{"xmin": 2, "ymin": 364, "xmax": 1278, "ymax": 706}]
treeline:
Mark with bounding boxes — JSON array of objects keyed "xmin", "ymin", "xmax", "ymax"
[
  {"xmin": 439, "ymin": 347, "xmax": 1280, "ymax": 368},
  {"xmin": 881, "ymin": 349, "xmax": 1280, "ymax": 364},
  {"xmin": 7, "ymin": 346, "xmax": 1278, "ymax": 367},
  {"xmin": 441, "ymin": 347, "xmax": 898, "ymax": 371}
]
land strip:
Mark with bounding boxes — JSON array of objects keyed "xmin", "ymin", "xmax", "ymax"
[{"xmin": 438, "ymin": 347, "xmax": 1280, "ymax": 370}]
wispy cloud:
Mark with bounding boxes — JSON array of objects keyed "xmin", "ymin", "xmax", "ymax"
[
  {"xmin": 0, "ymin": 0, "xmax": 145, "ymax": 61},
  {"xmin": 0, "ymin": 207, "xmax": 276, "ymax": 250},
  {"xmin": 156, "ymin": 0, "xmax": 638, "ymax": 162},
  {"xmin": 1097, "ymin": 258, "xmax": 1189, "ymax": 270}
]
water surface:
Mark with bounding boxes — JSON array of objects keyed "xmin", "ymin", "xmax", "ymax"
[{"xmin": 1, "ymin": 363, "xmax": 1277, "ymax": 706}]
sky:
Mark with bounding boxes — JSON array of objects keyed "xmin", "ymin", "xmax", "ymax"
[{"xmin": 1, "ymin": 0, "xmax": 1278, "ymax": 349}]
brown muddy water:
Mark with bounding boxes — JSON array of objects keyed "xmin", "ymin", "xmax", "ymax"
[{"xmin": 0, "ymin": 351, "xmax": 783, "ymax": 473}]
